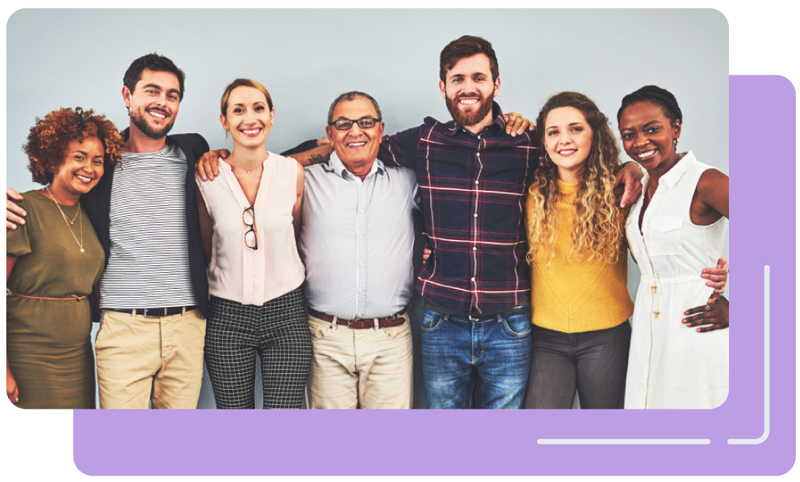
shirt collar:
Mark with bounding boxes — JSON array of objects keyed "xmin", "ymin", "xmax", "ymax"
[
  {"xmin": 658, "ymin": 151, "xmax": 695, "ymax": 188},
  {"xmin": 443, "ymin": 102, "xmax": 505, "ymax": 136},
  {"xmin": 327, "ymin": 151, "xmax": 384, "ymax": 180}
]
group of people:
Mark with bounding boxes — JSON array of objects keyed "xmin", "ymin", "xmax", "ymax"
[{"xmin": 6, "ymin": 35, "xmax": 729, "ymax": 411}]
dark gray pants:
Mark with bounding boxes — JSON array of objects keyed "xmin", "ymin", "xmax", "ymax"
[{"xmin": 524, "ymin": 321, "xmax": 631, "ymax": 409}]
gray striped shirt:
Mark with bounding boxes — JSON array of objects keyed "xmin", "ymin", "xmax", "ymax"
[{"xmin": 99, "ymin": 141, "xmax": 197, "ymax": 309}]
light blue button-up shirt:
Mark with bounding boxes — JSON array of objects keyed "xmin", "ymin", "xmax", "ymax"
[{"xmin": 299, "ymin": 152, "xmax": 418, "ymax": 319}]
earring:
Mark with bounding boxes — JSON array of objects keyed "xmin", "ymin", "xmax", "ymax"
[
  {"xmin": 673, "ymin": 138, "xmax": 679, "ymax": 148},
  {"xmin": 544, "ymin": 152, "xmax": 553, "ymax": 163}
]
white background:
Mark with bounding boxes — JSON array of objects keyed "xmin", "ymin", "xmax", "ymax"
[{"xmin": 1, "ymin": 2, "xmax": 796, "ymax": 482}]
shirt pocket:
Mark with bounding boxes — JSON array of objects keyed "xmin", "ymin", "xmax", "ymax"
[{"xmin": 646, "ymin": 215, "xmax": 685, "ymax": 256}]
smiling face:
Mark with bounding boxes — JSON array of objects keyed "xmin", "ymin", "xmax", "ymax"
[
  {"xmin": 439, "ymin": 53, "xmax": 500, "ymax": 129},
  {"xmin": 325, "ymin": 96, "xmax": 384, "ymax": 176},
  {"xmin": 49, "ymin": 136, "xmax": 105, "ymax": 204},
  {"xmin": 123, "ymin": 68, "xmax": 181, "ymax": 140},
  {"xmin": 618, "ymin": 101, "xmax": 681, "ymax": 172},
  {"xmin": 221, "ymin": 85, "xmax": 274, "ymax": 151},
  {"xmin": 543, "ymin": 106, "xmax": 594, "ymax": 183}
]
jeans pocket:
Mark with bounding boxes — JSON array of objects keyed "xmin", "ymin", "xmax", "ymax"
[
  {"xmin": 420, "ymin": 310, "xmax": 445, "ymax": 333},
  {"xmin": 501, "ymin": 312, "xmax": 532, "ymax": 337}
]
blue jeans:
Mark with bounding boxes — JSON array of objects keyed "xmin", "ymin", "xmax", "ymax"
[{"xmin": 420, "ymin": 309, "xmax": 531, "ymax": 409}]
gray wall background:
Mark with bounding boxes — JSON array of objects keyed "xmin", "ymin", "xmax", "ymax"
[{"xmin": 6, "ymin": 9, "xmax": 728, "ymax": 408}]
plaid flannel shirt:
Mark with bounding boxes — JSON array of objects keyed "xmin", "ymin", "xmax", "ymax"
[{"xmin": 380, "ymin": 103, "xmax": 539, "ymax": 314}]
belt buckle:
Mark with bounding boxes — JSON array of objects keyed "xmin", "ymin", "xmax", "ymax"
[{"xmin": 142, "ymin": 307, "xmax": 166, "ymax": 317}]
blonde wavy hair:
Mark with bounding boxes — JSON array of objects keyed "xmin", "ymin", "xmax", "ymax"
[{"xmin": 526, "ymin": 92, "xmax": 624, "ymax": 266}]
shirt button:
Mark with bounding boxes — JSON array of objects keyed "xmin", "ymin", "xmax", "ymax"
[
  {"xmin": 472, "ymin": 247, "xmax": 477, "ymax": 251},
  {"xmin": 471, "ymin": 277, "xmax": 475, "ymax": 281},
  {"xmin": 474, "ymin": 180, "xmax": 478, "ymax": 185},
  {"xmin": 473, "ymin": 213, "xmax": 478, "ymax": 217}
]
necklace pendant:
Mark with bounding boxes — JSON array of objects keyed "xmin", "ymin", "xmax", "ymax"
[{"xmin": 80, "ymin": 248, "xmax": 85, "ymax": 253}]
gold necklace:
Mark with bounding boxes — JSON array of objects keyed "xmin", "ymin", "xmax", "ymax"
[{"xmin": 44, "ymin": 186, "xmax": 84, "ymax": 253}]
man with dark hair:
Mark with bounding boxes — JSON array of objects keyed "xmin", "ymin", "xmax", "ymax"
[
  {"xmin": 378, "ymin": 35, "xmax": 642, "ymax": 409},
  {"xmin": 7, "ymin": 53, "xmax": 209, "ymax": 409}
]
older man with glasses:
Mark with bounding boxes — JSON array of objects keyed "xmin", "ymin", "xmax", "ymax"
[{"xmin": 297, "ymin": 91, "xmax": 419, "ymax": 409}]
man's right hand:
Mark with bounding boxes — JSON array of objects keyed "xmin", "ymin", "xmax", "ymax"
[
  {"xmin": 7, "ymin": 188, "xmax": 26, "ymax": 230},
  {"xmin": 196, "ymin": 149, "xmax": 230, "ymax": 181}
]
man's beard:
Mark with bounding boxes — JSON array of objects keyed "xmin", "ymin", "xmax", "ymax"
[
  {"xmin": 130, "ymin": 109, "xmax": 175, "ymax": 140},
  {"xmin": 445, "ymin": 92, "xmax": 494, "ymax": 128}
]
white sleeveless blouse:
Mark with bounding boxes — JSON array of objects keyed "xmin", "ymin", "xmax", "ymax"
[{"xmin": 196, "ymin": 152, "xmax": 304, "ymax": 305}]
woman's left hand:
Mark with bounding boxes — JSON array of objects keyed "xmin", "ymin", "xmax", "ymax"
[
  {"xmin": 502, "ymin": 112, "xmax": 535, "ymax": 136},
  {"xmin": 701, "ymin": 256, "xmax": 728, "ymax": 294},
  {"xmin": 683, "ymin": 295, "xmax": 729, "ymax": 332}
]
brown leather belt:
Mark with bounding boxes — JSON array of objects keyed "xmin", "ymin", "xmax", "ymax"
[{"xmin": 308, "ymin": 308, "xmax": 407, "ymax": 329}]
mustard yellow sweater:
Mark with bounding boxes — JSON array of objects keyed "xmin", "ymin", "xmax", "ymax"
[{"xmin": 527, "ymin": 179, "xmax": 633, "ymax": 333}]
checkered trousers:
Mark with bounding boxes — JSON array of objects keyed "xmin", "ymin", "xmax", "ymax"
[{"xmin": 205, "ymin": 287, "xmax": 311, "ymax": 409}]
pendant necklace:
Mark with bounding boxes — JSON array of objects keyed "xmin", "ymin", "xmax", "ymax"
[{"xmin": 44, "ymin": 186, "xmax": 85, "ymax": 253}]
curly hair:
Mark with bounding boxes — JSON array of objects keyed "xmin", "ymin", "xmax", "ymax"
[
  {"xmin": 24, "ymin": 107, "xmax": 123, "ymax": 185},
  {"xmin": 526, "ymin": 92, "xmax": 624, "ymax": 266}
]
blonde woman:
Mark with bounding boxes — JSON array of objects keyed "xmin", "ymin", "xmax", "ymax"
[
  {"xmin": 524, "ymin": 92, "xmax": 633, "ymax": 409},
  {"xmin": 195, "ymin": 79, "xmax": 309, "ymax": 409}
]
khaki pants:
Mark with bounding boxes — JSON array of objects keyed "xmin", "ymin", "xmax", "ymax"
[
  {"xmin": 95, "ymin": 308, "xmax": 206, "ymax": 409},
  {"xmin": 306, "ymin": 312, "xmax": 413, "ymax": 409}
]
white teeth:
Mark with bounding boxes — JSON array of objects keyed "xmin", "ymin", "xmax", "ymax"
[
  {"xmin": 558, "ymin": 149, "xmax": 576, "ymax": 156},
  {"xmin": 459, "ymin": 99, "xmax": 478, "ymax": 105},
  {"xmin": 76, "ymin": 174, "xmax": 93, "ymax": 183},
  {"xmin": 242, "ymin": 129, "xmax": 260, "ymax": 135},
  {"xmin": 149, "ymin": 110, "xmax": 166, "ymax": 118},
  {"xmin": 637, "ymin": 149, "xmax": 656, "ymax": 160}
]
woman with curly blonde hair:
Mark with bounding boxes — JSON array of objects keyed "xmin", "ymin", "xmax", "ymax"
[
  {"xmin": 523, "ymin": 92, "xmax": 634, "ymax": 409},
  {"xmin": 7, "ymin": 107, "xmax": 122, "ymax": 408}
]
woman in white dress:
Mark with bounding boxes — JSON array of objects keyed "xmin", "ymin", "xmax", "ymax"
[{"xmin": 617, "ymin": 85, "xmax": 729, "ymax": 409}]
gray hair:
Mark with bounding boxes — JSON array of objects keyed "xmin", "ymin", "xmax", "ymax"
[{"xmin": 327, "ymin": 91, "xmax": 383, "ymax": 124}]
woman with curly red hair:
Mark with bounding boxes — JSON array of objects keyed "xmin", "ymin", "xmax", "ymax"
[{"xmin": 6, "ymin": 107, "xmax": 123, "ymax": 408}]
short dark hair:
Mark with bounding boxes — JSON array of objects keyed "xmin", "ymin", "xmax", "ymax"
[
  {"xmin": 123, "ymin": 53, "xmax": 186, "ymax": 100},
  {"xmin": 439, "ymin": 35, "xmax": 499, "ymax": 83},
  {"xmin": 327, "ymin": 91, "xmax": 382, "ymax": 124},
  {"xmin": 617, "ymin": 85, "xmax": 683, "ymax": 125}
]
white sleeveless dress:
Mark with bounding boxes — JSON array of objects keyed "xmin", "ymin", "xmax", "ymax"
[{"xmin": 624, "ymin": 151, "xmax": 729, "ymax": 409}]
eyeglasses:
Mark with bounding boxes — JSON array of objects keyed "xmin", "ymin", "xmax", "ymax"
[
  {"xmin": 243, "ymin": 206, "xmax": 258, "ymax": 250},
  {"xmin": 329, "ymin": 116, "xmax": 381, "ymax": 131}
]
